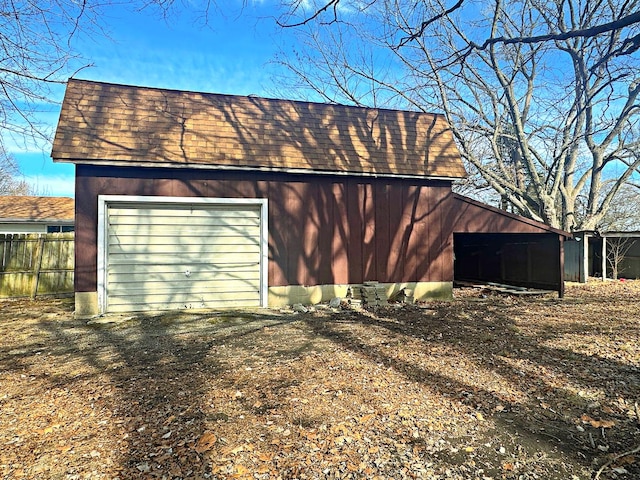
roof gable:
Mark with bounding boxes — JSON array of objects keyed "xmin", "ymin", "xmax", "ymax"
[
  {"xmin": 0, "ymin": 196, "xmax": 74, "ymax": 223},
  {"xmin": 51, "ymin": 79, "xmax": 466, "ymax": 179}
]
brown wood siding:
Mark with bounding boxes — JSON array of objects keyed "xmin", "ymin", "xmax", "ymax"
[
  {"xmin": 387, "ymin": 183, "xmax": 405, "ymax": 283},
  {"xmin": 74, "ymin": 166, "xmax": 455, "ymax": 293},
  {"xmin": 374, "ymin": 183, "xmax": 390, "ymax": 282},
  {"xmin": 331, "ymin": 183, "xmax": 349, "ymax": 285}
]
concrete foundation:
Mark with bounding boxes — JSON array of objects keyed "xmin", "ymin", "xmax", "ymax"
[{"xmin": 75, "ymin": 281, "xmax": 453, "ymax": 316}]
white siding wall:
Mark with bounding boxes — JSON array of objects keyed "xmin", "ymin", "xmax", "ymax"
[{"xmin": 0, "ymin": 223, "xmax": 47, "ymax": 234}]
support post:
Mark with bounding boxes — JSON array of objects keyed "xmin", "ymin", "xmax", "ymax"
[
  {"xmin": 581, "ymin": 233, "xmax": 589, "ymax": 283},
  {"xmin": 601, "ymin": 236, "xmax": 607, "ymax": 280},
  {"xmin": 558, "ymin": 234, "xmax": 565, "ymax": 298}
]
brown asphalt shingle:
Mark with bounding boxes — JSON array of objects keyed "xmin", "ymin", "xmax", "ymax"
[
  {"xmin": 52, "ymin": 79, "xmax": 466, "ymax": 179},
  {"xmin": 0, "ymin": 196, "xmax": 74, "ymax": 222}
]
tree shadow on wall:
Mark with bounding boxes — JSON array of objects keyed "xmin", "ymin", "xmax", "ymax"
[{"xmin": 70, "ymin": 83, "xmax": 462, "ymax": 293}]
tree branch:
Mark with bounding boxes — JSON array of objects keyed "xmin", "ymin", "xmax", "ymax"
[
  {"xmin": 277, "ymin": 0, "xmax": 341, "ymax": 28},
  {"xmin": 471, "ymin": 10, "xmax": 640, "ymax": 51},
  {"xmin": 397, "ymin": 0, "xmax": 465, "ymax": 48}
]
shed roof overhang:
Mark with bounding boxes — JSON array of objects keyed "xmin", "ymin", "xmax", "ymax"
[
  {"xmin": 452, "ymin": 194, "xmax": 571, "ymax": 237},
  {"xmin": 573, "ymin": 230, "xmax": 640, "ymax": 238}
]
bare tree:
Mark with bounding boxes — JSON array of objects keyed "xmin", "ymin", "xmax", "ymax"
[
  {"xmin": 0, "ymin": 1, "xmax": 131, "ymax": 189},
  {"xmin": 271, "ymin": 0, "xmax": 640, "ymax": 230},
  {"xmin": 277, "ymin": 1, "xmax": 640, "ymax": 52},
  {"xmin": 594, "ymin": 184, "xmax": 640, "ymax": 231},
  {"xmin": 0, "ymin": 1, "xmax": 106, "ymax": 149},
  {"xmin": 605, "ymin": 236, "xmax": 635, "ymax": 280},
  {"xmin": 0, "ymin": 0, "xmax": 187, "ymax": 169},
  {"xmin": 0, "ymin": 149, "xmax": 31, "ymax": 195}
]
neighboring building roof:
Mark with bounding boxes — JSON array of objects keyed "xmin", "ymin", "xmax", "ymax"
[
  {"xmin": 573, "ymin": 230, "xmax": 640, "ymax": 237},
  {"xmin": 0, "ymin": 196, "xmax": 74, "ymax": 224},
  {"xmin": 603, "ymin": 231, "xmax": 640, "ymax": 236},
  {"xmin": 51, "ymin": 79, "xmax": 467, "ymax": 180}
]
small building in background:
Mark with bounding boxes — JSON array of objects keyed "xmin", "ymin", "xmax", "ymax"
[
  {"xmin": 0, "ymin": 196, "xmax": 75, "ymax": 234},
  {"xmin": 565, "ymin": 230, "xmax": 640, "ymax": 281}
]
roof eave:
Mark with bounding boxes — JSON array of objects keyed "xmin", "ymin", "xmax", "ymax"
[
  {"xmin": 0, "ymin": 218, "xmax": 74, "ymax": 224},
  {"xmin": 53, "ymin": 157, "xmax": 467, "ymax": 181}
]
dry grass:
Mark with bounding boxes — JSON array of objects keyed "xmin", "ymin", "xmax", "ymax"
[{"xmin": 1, "ymin": 281, "xmax": 639, "ymax": 479}]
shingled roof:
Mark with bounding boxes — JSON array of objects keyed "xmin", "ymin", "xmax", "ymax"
[
  {"xmin": 51, "ymin": 79, "xmax": 466, "ymax": 179},
  {"xmin": 0, "ymin": 196, "xmax": 74, "ymax": 223}
]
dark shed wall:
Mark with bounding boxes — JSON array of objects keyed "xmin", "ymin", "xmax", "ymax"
[
  {"xmin": 564, "ymin": 238, "xmax": 584, "ymax": 282},
  {"xmin": 454, "ymin": 233, "xmax": 562, "ymax": 291},
  {"xmin": 75, "ymin": 165, "xmax": 454, "ymax": 292},
  {"xmin": 605, "ymin": 236, "xmax": 640, "ymax": 279}
]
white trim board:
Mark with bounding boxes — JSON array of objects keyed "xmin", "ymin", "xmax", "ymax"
[{"xmin": 97, "ymin": 195, "xmax": 268, "ymax": 314}]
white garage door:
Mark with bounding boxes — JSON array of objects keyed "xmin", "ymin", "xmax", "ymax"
[{"xmin": 102, "ymin": 199, "xmax": 265, "ymax": 313}]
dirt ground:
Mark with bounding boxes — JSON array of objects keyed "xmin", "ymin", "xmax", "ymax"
[{"xmin": 1, "ymin": 281, "xmax": 639, "ymax": 480}]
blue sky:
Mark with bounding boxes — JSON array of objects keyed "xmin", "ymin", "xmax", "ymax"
[
  {"xmin": 13, "ymin": 2, "xmax": 291, "ymax": 197},
  {"xmin": 12, "ymin": 2, "xmax": 638, "ymax": 200}
]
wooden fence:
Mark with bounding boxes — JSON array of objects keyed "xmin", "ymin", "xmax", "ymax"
[{"xmin": 0, "ymin": 233, "xmax": 74, "ymax": 298}]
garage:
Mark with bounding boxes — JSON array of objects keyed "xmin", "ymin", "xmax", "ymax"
[
  {"xmin": 97, "ymin": 196, "xmax": 268, "ymax": 313},
  {"xmin": 52, "ymin": 80, "xmax": 569, "ymax": 315}
]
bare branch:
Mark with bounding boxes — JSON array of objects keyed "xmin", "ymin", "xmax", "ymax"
[
  {"xmin": 470, "ymin": 10, "xmax": 640, "ymax": 51},
  {"xmin": 396, "ymin": 0, "xmax": 465, "ymax": 48},
  {"xmin": 276, "ymin": 0, "xmax": 341, "ymax": 28},
  {"xmin": 273, "ymin": 0, "xmax": 640, "ymax": 230}
]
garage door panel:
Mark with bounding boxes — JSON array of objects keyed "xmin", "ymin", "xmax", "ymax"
[
  {"xmin": 105, "ymin": 201, "xmax": 264, "ymax": 313},
  {"xmin": 108, "ymin": 233, "xmax": 260, "ymax": 245},
  {"xmin": 107, "ymin": 281, "xmax": 261, "ymax": 296},
  {"xmin": 109, "ymin": 231, "xmax": 260, "ymax": 246},
  {"xmin": 109, "ymin": 205, "xmax": 260, "ymax": 218},
  {"xmin": 109, "ymin": 223, "xmax": 260, "ymax": 237},
  {"xmin": 108, "ymin": 290, "xmax": 261, "ymax": 304},
  {"xmin": 107, "ymin": 292, "xmax": 262, "ymax": 313},
  {"xmin": 108, "ymin": 252, "xmax": 259, "ymax": 266},
  {"xmin": 109, "ymin": 268, "xmax": 260, "ymax": 289},
  {"xmin": 107, "ymin": 278, "xmax": 261, "ymax": 296},
  {"xmin": 109, "ymin": 218, "xmax": 260, "ymax": 234},
  {"xmin": 107, "ymin": 263, "xmax": 260, "ymax": 277},
  {"xmin": 108, "ymin": 289, "xmax": 261, "ymax": 304},
  {"xmin": 107, "ymin": 242, "xmax": 261, "ymax": 255},
  {"xmin": 109, "ymin": 210, "xmax": 259, "ymax": 219}
]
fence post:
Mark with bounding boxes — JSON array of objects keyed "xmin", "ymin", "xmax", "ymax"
[{"xmin": 31, "ymin": 235, "xmax": 46, "ymax": 299}]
